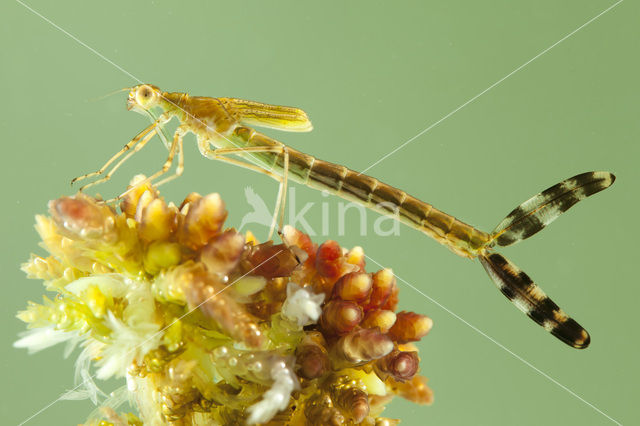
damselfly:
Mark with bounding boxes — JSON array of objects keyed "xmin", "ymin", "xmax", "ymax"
[{"xmin": 73, "ymin": 84, "xmax": 615, "ymax": 349}]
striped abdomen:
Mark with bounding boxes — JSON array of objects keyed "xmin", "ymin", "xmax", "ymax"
[
  {"xmin": 233, "ymin": 127, "xmax": 491, "ymax": 258},
  {"xmin": 305, "ymin": 160, "xmax": 491, "ymax": 258},
  {"xmin": 231, "ymin": 127, "xmax": 614, "ymax": 349}
]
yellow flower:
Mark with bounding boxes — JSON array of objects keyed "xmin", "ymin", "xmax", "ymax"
[{"xmin": 16, "ymin": 176, "xmax": 433, "ymax": 425}]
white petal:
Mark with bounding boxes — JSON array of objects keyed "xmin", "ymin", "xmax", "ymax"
[
  {"xmin": 246, "ymin": 361, "xmax": 298, "ymax": 424},
  {"xmin": 14, "ymin": 326, "xmax": 77, "ymax": 354},
  {"xmin": 281, "ymin": 283, "xmax": 325, "ymax": 327}
]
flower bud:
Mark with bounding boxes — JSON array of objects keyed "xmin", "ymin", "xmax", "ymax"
[
  {"xmin": 49, "ymin": 194, "xmax": 116, "ymax": 240},
  {"xmin": 180, "ymin": 263, "xmax": 263, "ymax": 348},
  {"xmin": 320, "ymin": 300, "xmax": 362, "ymax": 336},
  {"xmin": 388, "ymin": 311, "xmax": 433, "ymax": 343},
  {"xmin": 332, "ymin": 272, "xmax": 372, "ymax": 302},
  {"xmin": 361, "ymin": 309, "xmax": 396, "ymax": 333},
  {"xmin": 246, "ymin": 243, "xmax": 299, "ymax": 279},
  {"xmin": 304, "ymin": 394, "xmax": 345, "ymax": 425},
  {"xmin": 120, "ymin": 174, "xmax": 157, "ymax": 218},
  {"xmin": 200, "ymin": 230, "xmax": 245, "ymax": 276},
  {"xmin": 138, "ymin": 198, "xmax": 176, "ymax": 242},
  {"xmin": 333, "ymin": 328, "xmax": 393, "ymax": 367},
  {"xmin": 315, "ymin": 240, "xmax": 344, "ymax": 279},
  {"xmin": 333, "ymin": 384, "xmax": 369, "ymax": 423},
  {"xmin": 282, "ymin": 225, "xmax": 316, "ymax": 265},
  {"xmin": 345, "ymin": 246, "xmax": 365, "ymax": 271},
  {"xmin": 296, "ymin": 332, "xmax": 330, "ymax": 379},
  {"xmin": 387, "ymin": 375, "xmax": 433, "ymax": 405},
  {"xmin": 178, "ymin": 193, "xmax": 227, "ymax": 249},
  {"xmin": 144, "ymin": 241, "xmax": 182, "ymax": 275},
  {"xmin": 364, "ymin": 268, "xmax": 396, "ymax": 310},
  {"xmin": 376, "ymin": 349, "xmax": 419, "ymax": 382}
]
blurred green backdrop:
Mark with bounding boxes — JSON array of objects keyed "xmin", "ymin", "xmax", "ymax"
[{"xmin": 1, "ymin": 1, "xmax": 637, "ymax": 425}]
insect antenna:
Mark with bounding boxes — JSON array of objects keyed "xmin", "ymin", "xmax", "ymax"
[{"xmin": 86, "ymin": 87, "xmax": 131, "ymax": 103}]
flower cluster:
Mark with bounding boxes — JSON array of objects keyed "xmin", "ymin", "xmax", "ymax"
[{"xmin": 16, "ymin": 176, "xmax": 433, "ymax": 425}]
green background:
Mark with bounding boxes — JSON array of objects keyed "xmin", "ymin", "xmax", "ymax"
[{"xmin": 1, "ymin": 1, "xmax": 637, "ymax": 425}]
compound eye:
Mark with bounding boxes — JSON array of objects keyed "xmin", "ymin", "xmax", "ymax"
[{"xmin": 135, "ymin": 85, "xmax": 155, "ymax": 105}]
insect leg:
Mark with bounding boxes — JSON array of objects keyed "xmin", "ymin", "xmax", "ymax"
[
  {"xmin": 275, "ymin": 147, "xmax": 290, "ymax": 237},
  {"xmin": 153, "ymin": 128, "xmax": 186, "ymax": 188},
  {"xmin": 78, "ymin": 126, "xmax": 158, "ymax": 193},
  {"xmin": 107, "ymin": 128, "xmax": 183, "ymax": 202},
  {"xmin": 201, "ymin": 143, "xmax": 288, "ymax": 239},
  {"xmin": 142, "ymin": 130, "xmax": 180, "ymax": 182},
  {"xmin": 201, "ymin": 150, "xmax": 282, "ymax": 180},
  {"xmin": 72, "ymin": 115, "xmax": 167, "ymax": 186}
]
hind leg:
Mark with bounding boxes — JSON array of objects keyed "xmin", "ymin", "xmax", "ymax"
[{"xmin": 199, "ymin": 141, "xmax": 289, "ymax": 239}]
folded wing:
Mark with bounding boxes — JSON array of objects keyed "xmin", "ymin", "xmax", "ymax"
[{"xmin": 221, "ymin": 98, "xmax": 313, "ymax": 133}]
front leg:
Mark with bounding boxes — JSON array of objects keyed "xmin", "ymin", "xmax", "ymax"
[{"xmin": 72, "ymin": 113, "xmax": 170, "ymax": 191}]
